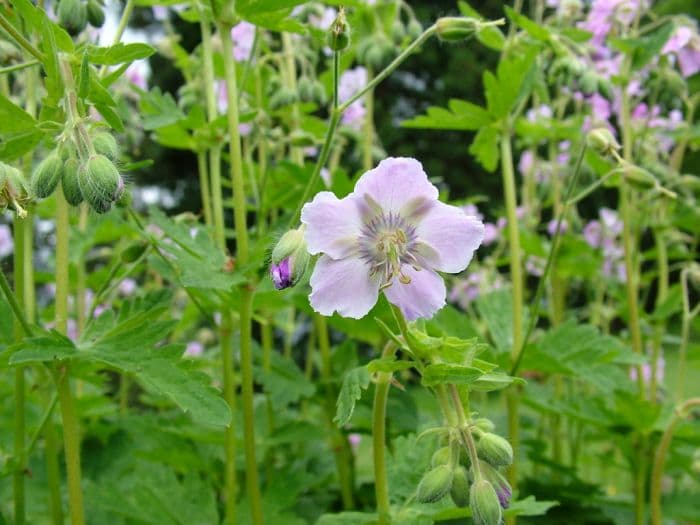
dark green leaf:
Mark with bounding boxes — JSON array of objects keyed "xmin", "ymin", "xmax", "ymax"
[
  {"xmin": 86, "ymin": 43, "xmax": 157, "ymax": 65},
  {"xmin": 334, "ymin": 366, "xmax": 371, "ymax": 426},
  {"xmin": 421, "ymin": 363, "xmax": 483, "ymax": 387}
]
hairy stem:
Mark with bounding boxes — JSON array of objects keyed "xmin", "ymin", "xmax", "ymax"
[{"xmin": 373, "ymin": 342, "xmax": 397, "ymax": 525}]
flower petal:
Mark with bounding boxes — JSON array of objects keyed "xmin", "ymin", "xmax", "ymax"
[
  {"xmin": 383, "ymin": 266, "xmax": 446, "ymax": 321},
  {"xmin": 415, "ymin": 202, "xmax": 484, "ymax": 273},
  {"xmin": 309, "ymin": 255, "xmax": 380, "ymax": 319},
  {"xmin": 353, "ymin": 157, "xmax": 438, "ymax": 217},
  {"xmin": 301, "ymin": 191, "xmax": 362, "ymax": 259}
]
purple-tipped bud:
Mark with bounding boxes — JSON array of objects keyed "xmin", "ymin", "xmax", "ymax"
[
  {"xmin": 478, "ymin": 460, "xmax": 512, "ymax": 509},
  {"xmin": 270, "ymin": 257, "xmax": 294, "ymax": 290}
]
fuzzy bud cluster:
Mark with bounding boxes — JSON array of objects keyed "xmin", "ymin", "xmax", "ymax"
[
  {"xmin": 57, "ymin": 0, "xmax": 105, "ymax": 35},
  {"xmin": 0, "ymin": 162, "xmax": 30, "ymax": 217},
  {"xmin": 270, "ymin": 227, "xmax": 310, "ymax": 290},
  {"xmin": 31, "ymin": 129, "xmax": 124, "ymax": 214}
]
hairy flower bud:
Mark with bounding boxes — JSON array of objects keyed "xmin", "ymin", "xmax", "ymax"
[
  {"xmin": 407, "ymin": 19, "xmax": 423, "ymax": 39},
  {"xmin": 436, "ymin": 17, "xmax": 479, "ymax": 41},
  {"xmin": 623, "ymin": 163, "xmax": 657, "ymax": 190},
  {"xmin": 579, "ymin": 70, "xmax": 599, "ymax": 94},
  {"xmin": 270, "ymin": 227, "xmax": 309, "ymax": 290},
  {"xmin": 92, "ymin": 131, "xmax": 119, "ymax": 161},
  {"xmin": 78, "ymin": 154, "xmax": 122, "ymax": 213},
  {"xmin": 269, "ymin": 87, "xmax": 299, "ymax": 110},
  {"xmin": 479, "ymin": 460, "xmax": 512, "ymax": 509},
  {"xmin": 391, "ymin": 21, "xmax": 406, "ymax": 44},
  {"xmin": 450, "ymin": 465, "xmax": 470, "ymax": 507},
  {"xmin": 326, "ymin": 10, "xmax": 351, "ymax": 51},
  {"xmin": 0, "ymin": 162, "xmax": 29, "ymax": 217},
  {"xmin": 470, "ymin": 479, "xmax": 502, "ymax": 525},
  {"xmin": 473, "ymin": 418, "xmax": 496, "ymax": 433},
  {"xmin": 431, "ymin": 446, "xmax": 452, "ymax": 468},
  {"xmin": 297, "ymin": 76, "xmax": 314, "ymax": 102},
  {"xmin": 416, "ymin": 464, "xmax": 453, "ymax": 503},
  {"xmin": 58, "ymin": 0, "xmax": 88, "ymax": 35},
  {"xmin": 31, "ymin": 152, "xmax": 63, "ymax": 199},
  {"xmin": 86, "ymin": 0, "xmax": 105, "ymax": 27},
  {"xmin": 61, "ymin": 158, "xmax": 84, "ymax": 206},
  {"xmin": 476, "ymin": 433, "xmax": 513, "ymax": 467},
  {"xmin": 311, "ymin": 81, "xmax": 327, "ymax": 106},
  {"xmin": 587, "ymin": 127, "xmax": 620, "ymax": 156}
]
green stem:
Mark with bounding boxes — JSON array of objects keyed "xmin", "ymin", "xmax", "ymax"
[
  {"xmin": 649, "ymin": 398, "xmax": 700, "ymax": 525},
  {"xmin": 281, "ymin": 32, "xmax": 303, "ymax": 165},
  {"xmin": 0, "ymin": 262, "xmax": 32, "ymax": 336},
  {"xmin": 373, "ymin": 342, "xmax": 397, "ymax": 525},
  {"xmin": 362, "ymin": 67, "xmax": 374, "ymax": 172},
  {"xmin": 448, "ymin": 385, "xmax": 482, "ymax": 480},
  {"xmin": 219, "ymin": 19, "xmax": 262, "ymax": 525},
  {"xmin": 0, "ymin": 59, "xmax": 40, "ymax": 75},
  {"xmin": 13, "ymin": 215, "xmax": 27, "ymax": 525},
  {"xmin": 650, "ymin": 225, "xmax": 668, "ymax": 402},
  {"xmin": 197, "ymin": 151, "xmax": 214, "ymax": 227},
  {"xmin": 44, "ymin": 412, "xmax": 64, "ymax": 525},
  {"xmin": 316, "ymin": 314, "xmax": 355, "ymax": 509},
  {"xmin": 0, "ymin": 13, "xmax": 43, "ymax": 61},
  {"xmin": 220, "ymin": 313, "xmax": 238, "ymax": 525}
]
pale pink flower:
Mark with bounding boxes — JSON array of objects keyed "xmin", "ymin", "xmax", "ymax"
[
  {"xmin": 118, "ymin": 278, "xmax": 137, "ymax": 297},
  {"xmin": 449, "ymin": 271, "xmax": 482, "ymax": 309},
  {"xmin": 482, "ymin": 222, "xmax": 502, "ymax": 246},
  {"xmin": 662, "ymin": 26, "xmax": 700, "ymax": 78},
  {"xmin": 231, "ymin": 21, "xmax": 256, "ymax": 62},
  {"xmin": 309, "ymin": 7, "xmax": 337, "ymax": 30},
  {"xmin": 0, "ymin": 224, "xmax": 13, "ymax": 258},
  {"xmin": 302, "ymin": 158, "xmax": 484, "ymax": 320},
  {"xmin": 126, "ymin": 60, "xmax": 149, "ymax": 90},
  {"xmin": 339, "ymin": 67, "xmax": 368, "ymax": 128},
  {"xmin": 547, "ymin": 219, "xmax": 568, "ymax": 237},
  {"xmin": 185, "ymin": 341, "xmax": 204, "ymax": 357}
]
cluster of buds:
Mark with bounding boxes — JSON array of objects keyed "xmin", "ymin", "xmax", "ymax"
[
  {"xmin": 56, "ymin": 0, "xmax": 105, "ymax": 35},
  {"xmin": 416, "ymin": 418, "xmax": 513, "ymax": 525},
  {"xmin": 549, "ymin": 55, "xmax": 613, "ymax": 99},
  {"xmin": 0, "ymin": 163, "xmax": 30, "ymax": 217},
  {"xmin": 269, "ymin": 226, "xmax": 310, "ymax": 290},
  {"xmin": 31, "ymin": 130, "xmax": 125, "ymax": 214},
  {"xmin": 355, "ymin": 7, "xmax": 421, "ymax": 71}
]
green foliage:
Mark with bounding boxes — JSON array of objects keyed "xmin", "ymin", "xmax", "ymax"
[{"xmin": 334, "ymin": 366, "xmax": 371, "ymax": 426}]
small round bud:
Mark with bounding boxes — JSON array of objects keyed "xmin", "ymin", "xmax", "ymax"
[
  {"xmin": 31, "ymin": 152, "xmax": 64, "ymax": 199},
  {"xmin": 61, "ymin": 158, "xmax": 84, "ymax": 206},
  {"xmin": 436, "ymin": 17, "xmax": 479, "ymax": 41},
  {"xmin": 476, "ymin": 433, "xmax": 513, "ymax": 467},
  {"xmin": 297, "ymin": 77, "xmax": 314, "ymax": 103},
  {"xmin": 311, "ymin": 81, "xmax": 327, "ymax": 106},
  {"xmin": 579, "ymin": 70, "xmax": 599, "ymax": 94},
  {"xmin": 86, "ymin": 0, "xmax": 105, "ymax": 27},
  {"xmin": 450, "ymin": 465, "xmax": 470, "ymax": 508},
  {"xmin": 416, "ymin": 464, "xmax": 453, "ymax": 503},
  {"xmin": 407, "ymin": 19, "xmax": 423, "ymax": 39},
  {"xmin": 78, "ymin": 154, "xmax": 122, "ymax": 214},
  {"xmin": 479, "ymin": 460, "xmax": 512, "ymax": 509},
  {"xmin": 270, "ymin": 227, "xmax": 309, "ymax": 290},
  {"xmin": 269, "ymin": 87, "xmax": 299, "ymax": 110},
  {"xmin": 623, "ymin": 163, "xmax": 657, "ymax": 190},
  {"xmin": 326, "ymin": 10, "xmax": 351, "ymax": 51},
  {"xmin": 431, "ymin": 446, "xmax": 452, "ymax": 468},
  {"xmin": 391, "ymin": 21, "xmax": 406, "ymax": 44},
  {"xmin": 58, "ymin": 0, "xmax": 88, "ymax": 35},
  {"xmin": 586, "ymin": 127, "xmax": 620, "ymax": 155},
  {"xmin": 92, "ymin": 132, "xmax": 119, "ymax": 161},
  {"xmin": 470, "ymin": 479, "xmax": 502, "ymax": 525},
  {"xmin": 473, "ymin": 418, "xmax": 496, "ymax": 433}
]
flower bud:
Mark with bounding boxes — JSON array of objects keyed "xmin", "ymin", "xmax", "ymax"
[
  {"xmin": 416, "ymin": 464, "xmax": 453, "ymax": 503},
  {"xmin": 470, "ymin": 479, "xmax": 502, "ymax": 525},
  {"xmin": 476, "ymin": 433, "xmax": 513, "ymax": 467},
  {"xmin": 450, "ymin": 465, "xmax": 470, "ymax": 508},
  {"xmin": 269, "ymin": 87, "xmax": 299, "ymax": 110},
  {"xmin": 311, "ymin": 81, "xmax": 327, "ymax": 106},
  {"xmin": 58, "ymin": 0, "xmax": 88, "ymax": 35},
  {"xmin": 391, "ymin": 21, "xmax": 406, "ymax": 44},
  {"xmin": 78, "ymin": 154, "xmax": 122, "ymax": 214},
  {"xmin": 270, "ymin": 227, "xmax": 309, "ymax": 290},
  {"xmin": 0, "ymin": 162, "xmax": 29, "ymax": 217},
  {"xmin": 436, "ymin": 17, "xmax": 479, "ymax": 41},
  {"xmin": 289, "ymin": 130, "xmax": 316, "ymax": 148},
  {"xmin": 578, "ymin": 70, "xmax": 598, "ymax": 94},
  {"xmin": 623, "ymin": 163, "xmax": 657, "ymax": 190},
  {"xmin": 586, "ymin": 127, "xmax": 620, "ymax": 156},
  {"xmin": 61, "ymin": 158, "xmax": 84, "ymax": 206},
  {"xmin": 92, "ymin": 131, "xmax": 119, "ymax": 161},
  {"xmin": 86, "ymin": 0, "xmax": 105, "ymax": 27},
  {"xmin": 31, "ymin": 152, "xmax": 63, "ymax": 199},
  {"xmin": 326, "ymin": 10, "xmax": 351, "ymax": 51},
  {"xmin": 473, "ymin": 418, "xmax": 496, "ymax": 433},
  {"xmin": 297, "ymin": 76, "xmax": 314, "ymax": 102},
  {"xmin": 431, "ymin": 446, "xmax": 452, "ymax": 468},
  {"xmin": 479, "ymin": 460, "xmax": 512, "ymax": 509}
]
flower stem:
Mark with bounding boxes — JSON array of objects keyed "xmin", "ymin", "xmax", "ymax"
[
  {"xmin": 197, "ymin": 151, "xmax": 214, "ymax": 227},
  {"xmin": 220, "ymin": 314, "xmax": 238, "ymax": 525},
  {"xmin": 362, "ymin": 67, "xmax": 375, "ymax": 172},
  {"xmin": 373, "ymin": 342, "xmax": 397, "ymax": 525},
  {"xmin": 448, "ymin": 385, "xmax": 482, "ymax": 480},
  {"xmin": 0, "ymin": 13, "xmax": 43, "ymax": 61},
  {"xmin": 650, "ymin": 398, "xmax": 700, "ymax": 525},
  {"xmin": 219, "ymin": 19, "xmax": 263, "ymax": 525}
]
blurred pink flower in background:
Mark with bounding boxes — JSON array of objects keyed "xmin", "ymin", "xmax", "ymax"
[
  {"xmin": 338, "ymin": 67, "xmax": 368, "ymax": 128},
  {"xmin": 185, "ymin": 341, "xmax": 204, "ymax": 358},
  {"xmin": 0, "ymin": 224, "xmax": 13, "ymax": 258},
  {"xmin": 231, "ymin": 21, "xmax": 256, "ymax": 62},
  {"xmin": 662, "ymin": 25, "xmax": 700, "ymax": 77}
]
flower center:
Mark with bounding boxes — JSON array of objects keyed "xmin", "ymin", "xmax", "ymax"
[{"xmin": 358, "ymin": 212, "xmax": 419, "ymax": 288}]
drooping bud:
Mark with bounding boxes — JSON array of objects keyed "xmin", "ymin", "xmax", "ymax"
[
  {"xmin": 311, "ymin": 81, "xmax": 327, "ymax": 106},
  {"xmin": 578, "ymin": 70, "xmax": 599, "ymax": 94},
  {"xmin": 450, "ymin": 465, "xmax": 470, "ymax": 508},
  {"xmin": 31, "ymin": 152, "xmax": 64, "ymax": 199},
  {"xmin": 326, "ymin": 9, "xmax": 351, "ymax": 51},
  {"xmin": 269, "ymin": 87, "xmax": 299, "ymax": 110},
  {"xmin": 0, "ymin": 162, "xmax": 29, "ymax": 217},
  {"xmin": 407, "ymin": 19, "xmax": 423, "ymax": 39},
  {"xmin": 61, "ymin": 158, "xmax": 84, "ymax": 206},
  {"xmin": 470, "ymin": 479, "xmax": 502, "ymax": 525},
  {"xmin": 58, "ymin": 0, "xmax": 88, "ymax": 35},
  {"xmin": 270, "ymin": 227, "xmax": 309, "ymax": 290},
  {"xmin": 476, "ymin": 433, "xmax": 513, "ymax": 467},
  {"xmin": 479, "ymin": 460, "xmax": 512, "ymax": 509},
  {"xmin": 435, "ymin": 17, "xmax": 479, "ymax": 41},
  {"xmin": 86, "ymin": 0, "xmax": 105, "ymax": 27},
  {"xmin": 297, "ymin": 76, "xmax": 314, "ymax": 102},
  {"xmin": 622, "ymin": 163, "xmax": 658, "ymax": 190},
  {"xmin": 431, "ymin": 446, "xmax": 452, "ymax": 468},
  {"xmin": 586, "ymin": 127, "xmax": 620, "ymax": 156},
  {"xmin": 92, "ymin": 131, "xmax": 119, "ymax": 161},
  {"xmin": 473, "ymin": 418, "xmax": 496, "ymax": 433},
  {"xmin": 416, "ymin": 464, "xmax": 453, "ymax": 503},
  {"xmin": 391, "ymin": 21, "xmax": 406, "ymax": 44},
  {"xmin": 78, "ymin": 154, "xmax": 122, "ymax": 213}
]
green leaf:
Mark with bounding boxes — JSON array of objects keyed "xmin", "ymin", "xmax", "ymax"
[
  {"xmin": 367, "ymin": 357, "xmax": 414, "ymax": 374},
  {"xmin": 256, "ymin": 348, "xmax": 316, "ymax": 409},
  {"xmin": 0, "ymin": 93, "xmax": 42, "ymax": 161},
  {"xmin": 86, "ymin": 43, "xmax": 156, "ymax": 65},
  {"xmin": 421, "ymin": 363, "xmax": 484, "ymax": 387},
  {"xmin": 402, "ymin": 99, "xmax": 491, "ymax": 131},
  {"xmin": 139, "ymin": 87, "xmax": 187, "ymax": 131},
  {"xmin": 469, "ymin": 126, "xmax": 500, "ymax": 172},
  {"xmin": 432, "ymin": 495, "xmax": 558, "ymax": 519},
  {"xmin": 505, "ymin": 6, "xmax": 552, "ymax": 42},
  {"xmin": 316, "ymin": 512, "xmax": 376, "ymax": 525},
  {"xmin": 476, "ymin": 289, "xmax": 526, "ymax": 353},
  {"xmin": 610, "ymin": 23, "xmax": 673, "ymax": 71},
  {"xmin": 470, "ymin": 372, "xmax": 525, "ymax": 392},
  {"xmin": 78, "ymin": 52, "xmax": 90, "ymax": 99},
  {"xmin": 93, "ymin": 104, "xmax": 125, "ymax": 133},
  {"xmin": 334, "ymin": 366, "xmax": 371, "ymax": 426},
  {"xmin": 458, "ymin": 1, "xmax": 505, "ymax": 50},
  {"xmin": 484, "ymin": 46, "xmax": 538, "ymax": 119},
  {"xmin": 9, "ymin": 332, "xmax": 79, "ymax": 365}
]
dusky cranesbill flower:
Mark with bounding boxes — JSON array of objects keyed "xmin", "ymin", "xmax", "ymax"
[{"xmin": 301, "ymin": 157, "xmax": 484, "ymax": 320}]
